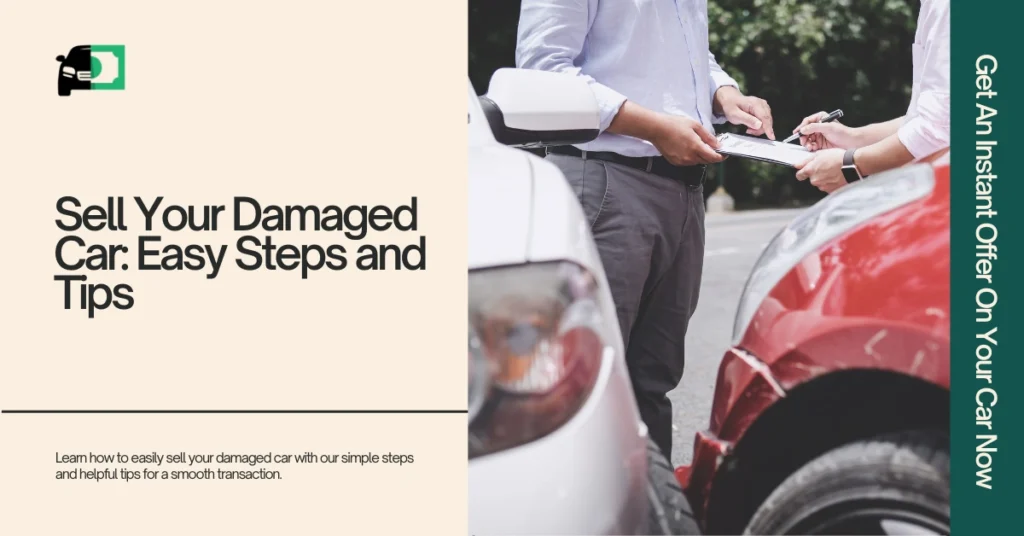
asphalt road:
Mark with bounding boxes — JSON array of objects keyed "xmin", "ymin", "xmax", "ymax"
[{"xmin": 670, "ymin": 208, "xmax": 803, "ymax": 466}]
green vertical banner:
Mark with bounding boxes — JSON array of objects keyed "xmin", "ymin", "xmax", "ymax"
[{"xmin": 952, "ymin": 0, "xmax": 1019, "ymax": 532}]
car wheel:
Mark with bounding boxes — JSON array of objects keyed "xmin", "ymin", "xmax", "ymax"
[
  {"xmin": 744, "ymin": 430, "xmax": 949, "ymax": 535},
  {"xmin": 58, "ymin": 82, "xmax": 71, "ymax": 96},
  {"xmin": 645, "ymin": 437, "xmax": 701, "ymax": 535}
]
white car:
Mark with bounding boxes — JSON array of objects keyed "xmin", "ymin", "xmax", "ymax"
[{"xmin": 467, "ymin": 68, "xmax": 699, "ymax": 535}]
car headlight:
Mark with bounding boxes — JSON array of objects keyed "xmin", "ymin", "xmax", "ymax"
[
  {"xmin": 468, "ymin": 261, "xmax": 608, "ymax": 459},
  {"xmin": 62, "ymin": 66, "xmax": 75, "ymax": 75},
  {"xmin": 732, "ymin": 164, "xmax": 936, "ymax": 345}
]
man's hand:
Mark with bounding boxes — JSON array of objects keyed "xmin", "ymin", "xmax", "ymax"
[
  {"xmin": 795, "ymin": 148, "xmax": 847, "ymax": 194},
  {"xmin": 713, "ymin": 86, "xmax": 775, "ymax": 140},
  {"xmin": 794, "ymin": 111, "xmax": 863, "ymax": 151},
  {"xmin": 650, "ymin": 114, "xmax": 725, "ymax": 166},
  {"xmin": 607, "ymin": 101, "xmax": 723, "ymax": 166}
]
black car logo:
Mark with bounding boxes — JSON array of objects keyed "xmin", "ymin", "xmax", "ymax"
[{"xmin": 56, "ymin": 45, "xmax": 126, "ymax": 96}]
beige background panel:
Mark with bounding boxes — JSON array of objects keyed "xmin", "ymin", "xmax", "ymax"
[
  {"xmin": 0, "ymin": 0, "xmax": 467, "ymax": 534},
  {"xmin": 2, "ymin": 415, "xmax": 465, "ymax": 535}
]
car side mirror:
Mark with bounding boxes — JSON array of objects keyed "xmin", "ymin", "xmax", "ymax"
[
  {"xmin": 56, "ymin": 55, "xmax": 66, "ymax": 62},
  {"xmin": 479, "ymin": 68, "xmax": 600, "ymax": 148}
]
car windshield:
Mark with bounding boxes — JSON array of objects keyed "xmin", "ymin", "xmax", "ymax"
[{"xmin": 66, "ymin": 47, "xmax": 90, "ymax": 61}]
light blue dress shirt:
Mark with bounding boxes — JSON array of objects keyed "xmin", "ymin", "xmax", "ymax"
[{"xmin": 516, "ymin": 0, "xmax": 739, "ymax": 157}]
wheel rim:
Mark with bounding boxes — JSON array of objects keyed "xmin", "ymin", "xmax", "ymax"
[{"xmin": 786, "ymin": 500, "xmax": 949, "ymax": 535}]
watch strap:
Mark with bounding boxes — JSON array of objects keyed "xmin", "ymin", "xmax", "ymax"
[
  {"xmin": 843, "ymin": 149, "xmax": 856, "ymax": 167},
  {"xmin": 842, "ymin": 149, "xmax": 863, "ymax": 182}
]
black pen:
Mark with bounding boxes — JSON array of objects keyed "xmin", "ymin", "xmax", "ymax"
[{"xmin": 783, "ymin": 109, "xmax": 844, "ymax": 143}]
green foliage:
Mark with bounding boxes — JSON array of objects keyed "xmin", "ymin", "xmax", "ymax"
[
  {"xmin": 468, "ymin": 0, "xmax": 919, "ymax": 206},
  {"xmin": 469, "ymin": 2, "xmax": 523, "ymax": 94},
  {"xmin": 707, "ymin": 0, "xmax": 918, "ymax": 205}
]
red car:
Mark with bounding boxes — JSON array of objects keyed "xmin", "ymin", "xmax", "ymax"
[{"xmin": 679, "ymin": 150, "xmax": 951, "ymax": 535}]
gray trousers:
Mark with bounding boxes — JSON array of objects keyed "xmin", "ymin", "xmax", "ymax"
[{"xmin": 547, "ymin": 154, "xmax": 705, "ymax": 461}]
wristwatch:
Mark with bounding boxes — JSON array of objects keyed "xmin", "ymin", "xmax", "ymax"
[{"xmin": 842, "ymin": 149, "xmax": 864, "ymax": 183}]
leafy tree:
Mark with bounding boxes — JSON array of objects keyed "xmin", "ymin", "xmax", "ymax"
[
  {"xmin": 469, "ymin": 0, "xmax": 919, "ymax": 206},
  {"xmin": 706, "ymin": 0, "xmax": 918, "ymax": 205},
  {"xmin": 469, "ymin": 1, "xmax": 522, "ymax": 94}
]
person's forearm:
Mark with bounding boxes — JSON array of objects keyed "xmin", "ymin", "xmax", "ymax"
[
  {"xmin": 853, "ymin": 133, "xmax": 915, "ymax": 176},
  {"xmin": 606, "ymin": 101, "xmax": 669, "ymax": 143},
  {"xmin": 853, "ymin": 117, "xmax": 905, "ymax": 147}
]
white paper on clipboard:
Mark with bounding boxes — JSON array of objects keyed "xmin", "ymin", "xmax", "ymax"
[{"xmin": 715, "ymin": 133, "xmax": 812, "ymax": 167}]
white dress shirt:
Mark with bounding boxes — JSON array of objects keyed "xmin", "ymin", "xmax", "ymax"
[
  {"xmin": 516, "ymin": 0, "xmax": 738, "ymax": 157},
  {"xmin": 898, "ymin": 0, "xmax": 950, "ymax": 159}
]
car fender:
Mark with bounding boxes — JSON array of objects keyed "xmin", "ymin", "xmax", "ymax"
[{"xmin": 681, "ymin": 164, "xmax": 951, "ymax": 520}]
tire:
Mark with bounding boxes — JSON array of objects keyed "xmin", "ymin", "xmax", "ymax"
[
  {"xmin": 744, "ymin": 430, "xmax": 949, "ymax": 535},
  {"xmin": 645, "ymin": 437, "xmax": 702, "ymax": 535}
]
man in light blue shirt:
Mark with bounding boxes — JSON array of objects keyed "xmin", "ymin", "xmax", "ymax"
[{"xmin": 517, "ymin": 0, "xmax": 775, "ymax": 461}]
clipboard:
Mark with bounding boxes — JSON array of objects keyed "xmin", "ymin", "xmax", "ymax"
[{"xmin": 715, "ymin": 133, "xmax": 811, "ymax": 167}]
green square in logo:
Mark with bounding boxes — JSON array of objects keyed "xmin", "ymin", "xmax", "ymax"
[{"xmin": 89, "ymin": 45, "xmax": 125, "ymax": 90}]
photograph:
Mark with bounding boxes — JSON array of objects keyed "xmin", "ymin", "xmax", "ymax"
[{"xmin": 468, "ymin": 1, "xmax": 950, "ymax": 534}]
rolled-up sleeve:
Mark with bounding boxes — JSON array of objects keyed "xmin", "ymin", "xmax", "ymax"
[
  {"xmin": 898, "ymin": 19, "xmax": 950, "ymax": 158},
  {"xmin": 709, "ymin": 52, "xmax": 739, "ymax": 124},
  {"xmin": 515, "ymin": 0, "xmax": 626, "ymax": 131}
]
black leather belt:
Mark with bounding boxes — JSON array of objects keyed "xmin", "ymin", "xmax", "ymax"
[{"xmin": 546, "ymin": 146, "xmax": 707, "ymax": 187}]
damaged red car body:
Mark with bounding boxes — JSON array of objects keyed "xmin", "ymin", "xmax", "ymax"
[{"xmin": 679, "ymin": 150, "xmax": 951, "ymax": 534}]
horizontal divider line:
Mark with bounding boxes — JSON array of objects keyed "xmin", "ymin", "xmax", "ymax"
[{"xmin": 2, "ymin": 409, "xmax": 468, "ymax": 414}]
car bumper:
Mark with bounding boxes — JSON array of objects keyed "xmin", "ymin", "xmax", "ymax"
[
  {"xmin": 678, "ymin": 346, "xmax": 784, "ymax": 521},
  {"xmin": 677, "ymin": 429, "xmax": 732, "ymax": 521},
  {"xmin": 469, "ymin": 347, "xmax": 649, "ymax": 535},
  {"xmin": 58, "ymin": 76, "xmax": 90, "ymax": 89}
]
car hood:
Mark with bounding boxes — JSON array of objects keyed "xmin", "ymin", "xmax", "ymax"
[
  {"xmin": 468, "ymin": 146, "xmax": 534, "ymax": 269},
  {"xmin": 468, "ymin": 143, "xmax": 608, "ymax": 282}
]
